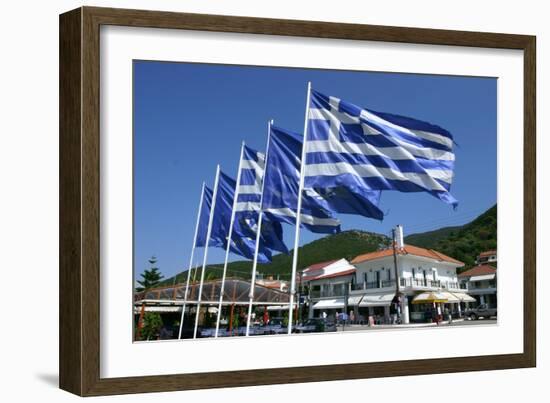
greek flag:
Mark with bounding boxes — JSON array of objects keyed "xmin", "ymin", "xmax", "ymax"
[
  {"xmin": 209, "ymin": 171, "xmax": 235, "ymax": 248},
  {"xmin": 195, "ymin": 185, "xmax": 214, "ymax": 248},
  {"xmin": 195, "ymin": 174, "xmax": 271, "ymax": 263},
  {"xmin": 234, "ymin": 145, "xmax": 265, "ymax": 215},
  {"xmin": 262, "ymin": 125, "xmax": 341, "ymax": 234},
  {"xmin": 305, "ymin": 89, "xmax": 458, "ymax": 208},
  {"xmin": 233, "ymin": 145, "xmax": 289, "ymax": 254}
]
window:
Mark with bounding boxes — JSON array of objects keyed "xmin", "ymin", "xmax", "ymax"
[{"xmin": 412, "ymin": 268, "xmax": 416, "ymax": 278}]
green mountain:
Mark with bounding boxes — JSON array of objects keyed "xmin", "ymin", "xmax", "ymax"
[
  {"xmin": 163, "ymin": 230, "xmax": 390, "ymax": 284},
  {"xmin": 162, "ymin": 204, "xmax": 496, "ymax": 285},
  {"xmin": 404, "ymin": 204, "xmax": 497, "ymax": 270}
]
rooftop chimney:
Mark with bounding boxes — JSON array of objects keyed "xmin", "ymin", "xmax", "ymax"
[{"xmin": 395, "ymin": 225, "xmax": 404, "ymax": 249}]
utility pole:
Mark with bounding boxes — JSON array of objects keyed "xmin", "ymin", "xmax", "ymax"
[
  {"xmin": 297, "ymin": 271, "xmax": 302, "ymax": 325},
  {"xmin": 391, "ymin": 228, "xmax": 400, "ymax": 295}
]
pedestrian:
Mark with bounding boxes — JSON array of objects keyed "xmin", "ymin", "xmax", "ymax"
[
  {"xmin": 430, "ymin": 305, "xmax": 439, "ymax": 325},
  {"xmin": 445, "ymin": 306, "xmax": 452, "ymax": 324},
  {"xmin": 436, "ymin": 304, "xmax": 442, "ymax": 324},
  {"xmin": 350, "ymin": 310, "xmax": 355, "ymax": 324}
]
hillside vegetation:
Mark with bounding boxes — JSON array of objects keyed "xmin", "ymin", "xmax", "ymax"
[
  {"xmin": 164, "ymin": 230, "xmax": 389, "ymax": 284},
  {"xmin": 162, "ymin": 204, "xmax": 497, "ymax": 284},
  {"xmin": 405, "ymin": 204, "xmax": 497, "ymax": 270}
]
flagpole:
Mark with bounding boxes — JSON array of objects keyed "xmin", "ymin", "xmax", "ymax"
[
  {"xmin": 178, "ymin": 182, "xmax": 206, "ymax": 339},
  {"xmin": 193, "ymin": 165, "xmax": 221, "ymax": 339},
  {"xmin": 288, "ymin": 81, "xmax": 312, "ymax": 334},
  {"xmin": 214, "ymin": 142, "xmax": 245, "ymax": 338},
  {"xmin": 245, "ymin": 120, "xmax": 273, "ymax": 337}
]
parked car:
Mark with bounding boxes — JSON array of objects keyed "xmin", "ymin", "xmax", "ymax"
[
  {"xmin": 295, "ymin": 318, "xmax": 337, "ymax": 333},
  {"xmin": 465, "ymin": 304, "xmax": 497, "ymax": 320},
  {"xmin": 177, "ymin": 323, "xmax": 202, "ymax": 339},
  {"xmin": 263, "ymin": 317, "xmax": 290, "ymax": 335}
]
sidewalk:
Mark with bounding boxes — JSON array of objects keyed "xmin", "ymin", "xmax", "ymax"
[{"xmin": 337, "ymin": 318, "xmax": 465, "ymax": 331}]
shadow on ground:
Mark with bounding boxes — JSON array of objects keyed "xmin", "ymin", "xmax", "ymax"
[{"xmin": 35, "ymin": 373, "xmax": 58, "ymax": 388}]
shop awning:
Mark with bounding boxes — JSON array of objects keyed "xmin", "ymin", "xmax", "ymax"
[
  {"xmin": 348, "ymin": 295, "xmax": 364, "ymax": 306},
  {"xmin": 359, "ymin": 293, "xmax": 394, "ymax": 307},
  {"xmin": 440, "ymin": 291, "xmax": 461, "ymax": 303},
  {"xmin": 469, "ymin": 274, "xmax": 495, "ymax": 282},
  {"xmin": 133, "ymin": 306, "xmax": 182, "ymax": 313},
  {"xmin": 313, "ymin": 298, "xmax": 346, "ymax": 309},
  {"xmin": 266, "ymin": 305, "xmax": 291, "ymax": 311},
  {"xmin": 412, "ymin": 291, "xmax": 448, "ymax": 304},
  {"xmin": 451, "ymin": 292, "xmax": 477, "ymax": 302}
]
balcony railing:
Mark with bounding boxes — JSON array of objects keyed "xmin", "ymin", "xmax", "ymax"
[
  {"xmin": 399, "ymin": 278, "xmax": 468, "ymax": 290},
  {"xmin": 348, "ymin": 280, "xmax": 396, "ymax": 292},
  {"xmin": 441, "ymin": 281, "xmax": 464, "ymax": 290},
  {"xmin": 312, "ymin": 277, "xmax": 468, "ymax": 299},
  {"xmin": 350, "ymin": 282, "xmax": 365, "ymax": 291},
  {"xmin": 468, "ymin": 281, "xmax": 495, "ymax": 290}
]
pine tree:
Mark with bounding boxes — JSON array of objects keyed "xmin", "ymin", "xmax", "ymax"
[{"xmin": 136, "ymin": 256, "xmax": 164, "ymax": 292}]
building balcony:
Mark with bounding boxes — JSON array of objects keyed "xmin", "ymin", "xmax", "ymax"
[
  {"xmin": 467, "ymin": 286, "xmax": 497, "ymax": 295},
  {"xmin": 398, "ymin": 278, "xmax": 467, "ymax": 291},
  {"xmin": 348, "ymin": 280, "xmax": 397, "ymax": 294}
]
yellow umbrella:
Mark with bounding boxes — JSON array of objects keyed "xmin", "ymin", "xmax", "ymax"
[{"xmin": 412, "ymin": 291, "xmax": 448, "ymax": 304}]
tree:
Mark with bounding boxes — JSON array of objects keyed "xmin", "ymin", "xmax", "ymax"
[
  {"xmin": 140, "ymin": 312, "xmax": 163, "ymax": 341},
  {"xmin": 136, "ymin": 256, "xmax": 164, "ymax": 292}
]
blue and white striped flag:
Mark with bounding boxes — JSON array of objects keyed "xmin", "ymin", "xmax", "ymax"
[
  {"xmin": 262, "ymin": 125, "xmax": 341, "ymax": 234},
  {"xmin": 234, "ymin": 145, "xmax": 265, "ymax": 216},
  {"xmin": 196, "ymin": 174, "xmax": 272, "ymax": 263},
  {"xmin": 305, "ymin": 89, "xmax": 458, "ymax": 208},
  {"xmin": 195, "ymin": 185, "xmax": 214, "ymax": 248},
  {"xmin": 233, "ymin": 145, "xmax": 289, "ymax": 254}
]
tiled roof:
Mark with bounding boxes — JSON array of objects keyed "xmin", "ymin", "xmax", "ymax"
[
  {"xmin": 458, "ymin": 264, "xmax": 496, "ymax": 278},
  {"xmin": 303, "ymin": 259, "xmax": 339, "ymax": 272},
  {"xmin": 351, "ymin": 244, "xmax": 464, "ymax": 266},
  {"xmin": 306, "ymin": 268, "xmax": 356, "ymax": 281},
  {"xmin": 478, "ymin": 250, "xmax": 497, "ymax": 257}
]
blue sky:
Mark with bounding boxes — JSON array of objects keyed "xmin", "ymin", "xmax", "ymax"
[{"xmin": 133, "ymin": 60, "xmax": 496, "ymax": 280}]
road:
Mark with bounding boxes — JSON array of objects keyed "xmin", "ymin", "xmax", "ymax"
[{"xmin": 336, "ymin": 318, "xmax": 497, "ymax": 332}]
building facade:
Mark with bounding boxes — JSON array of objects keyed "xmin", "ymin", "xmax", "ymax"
[
  {"xmin": 475, "ymin": 250, "xmax": 497, "ymax": 265},
  {"xmin": 302, "ymin": 258, "xmax": 356, "ymax": 321},
  {"xmin": 303, "ymin": 226, "xmax": 474, "ymax": 324},
  {"xmin": 458, "ymin": 264, "xmax": 497, "ymax": 308}
]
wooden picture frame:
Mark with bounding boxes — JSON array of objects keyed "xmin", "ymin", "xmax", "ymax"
[{"xmin": 59, "ymin": 6, "xmax": 536, "ymax": 396}]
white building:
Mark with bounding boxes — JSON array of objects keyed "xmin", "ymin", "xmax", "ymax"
[
  {"xmin": 475, "ymin": 250, "xmax": 497, "ymax": 265},
  {"xmin": 302, "ymin": 258, "xmax": 356, "ymax": 321},
  {"xmin": 458, "ymin": 264, "xmax": 497, "ymax": 308},
  {"xmin": 303, "ymin": 226, "xmax": 473, "ymax": 324}
]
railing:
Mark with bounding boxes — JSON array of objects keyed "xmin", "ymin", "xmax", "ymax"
[
  {"xmin": 468, "ymin": 281, "xmax": 496, "ymax": 290},
  {"xmin": 350, "ymin": 282, "xmax": 365, "ymax": 291},
  {"xmin": 399, "ymin": 278, "xmax": 446, "ymax": 288},
  {"xmin": 313, "ymin": 278, "xmax": 469, "ymax": 298},
  {"xmin": 350, "ymin": 281, "xmax": 396, "ymax": 290},
  {"xmin": 400, "ymin": 278, "xmax": 428, "ymax": 287}
]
